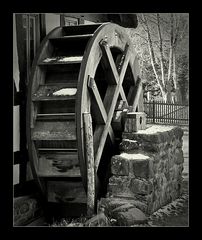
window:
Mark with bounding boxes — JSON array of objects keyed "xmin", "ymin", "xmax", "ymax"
[
  {"xmin": 60, "ymin": 15, "xmax": 79, "ymax": 26},
  {"xmin": 22, "ymin": 14, "xmax": 40, "ymax": 84},
  {"xmin": 64, "ymin": 16, "xmax": 78, "ymax": 26}
]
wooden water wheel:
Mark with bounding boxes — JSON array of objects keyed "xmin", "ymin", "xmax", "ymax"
[{"xmin": 26, "ymin": 23, "xmax": 144, "ymax": 218}]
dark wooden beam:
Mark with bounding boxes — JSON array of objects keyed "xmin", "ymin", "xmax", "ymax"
[
  {"xmin": 15, "ymin": 14, "xmax": 29, "ymax": 186},
  {"xmin": 62, "ymin": 14, "xmax": 138, "ymax": 28},
  {"xmin": 14, "ymin": 180, "xmax": 38, "ymax": 197},
  {"xmin": 107, "ymin": 14, "xmax": 138, "ymax": 28},
  {"xmin": 14, "ymin": 151, "xmax": 21, "ymax": 165},
  {"xmin": 39, "ymin": 14, "xmax": 46, "ymax": 41},
  {"xmin": 14, "ymin": 80, "xmax": 21, "ymax": 106}
]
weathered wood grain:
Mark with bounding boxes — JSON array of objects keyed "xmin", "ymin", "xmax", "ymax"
[
  {"xmin": 47, "ymin": 181, "xmax": 86, "ymax": 203},
  {"xmin": 32, "ymin": 121, "xmax": 76, "ymax": 140},
  {"xmin": 83, "ymin": 112, "xmax": 95, "ymax": 216},
  {"xmin": 38, "ymin": 152, "xmax": 80, "ymax": 177}
]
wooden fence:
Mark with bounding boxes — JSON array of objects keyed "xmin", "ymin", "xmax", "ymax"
[{"xmin": 144, "ymin": 100, "xmax": 189, "ymax": 125}]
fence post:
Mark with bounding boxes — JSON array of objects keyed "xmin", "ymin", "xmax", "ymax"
[{"xmin": 153, "ymin": 99, "xmax": 155, "ymax": 123}]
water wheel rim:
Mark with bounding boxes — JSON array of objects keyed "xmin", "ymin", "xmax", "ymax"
[
  {"xmin": 26, "ymin": 23, "xmax": 142, "ymax": 201},
  {"xmin": 76, "ymin": 23, "xmax": 141, "ymax": 193}
]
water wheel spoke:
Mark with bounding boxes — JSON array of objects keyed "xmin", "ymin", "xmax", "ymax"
[
  {"xmin": 127, "ymin": 86, "xmax": 135, "ymax": 105},
  {"xmin": 100, "ymin": 41, "xmax": 129, "ymax": 105},
  {"xmin": 100, "ymin": 39, "xmax": 119, "ymax": 85},
  {"xmin": 119, "ymin": 43, "xmax": 131, "ymax": 82},
  {"xmin": 88, "ymin": 76, "xmax": 106, "ymax": 124},
  {"xmin": 87, "ymin": 76, "xmax": 115, "ymax": 145},
  {"xmin": 129, "ymin": 56, "xmax": 139, "ymax": 81},
  {"xmin": 94, "ymin": 46, "xmax": 131, "ymax": 171}
]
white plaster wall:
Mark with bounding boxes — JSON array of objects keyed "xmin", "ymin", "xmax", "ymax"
[
  {"xmin": 13, "ymin": 13, "xmax": 20, "ymax": 153},
  {"xmin": 45, "ymin": 13, "xmax": 60, "ymax": 34},
  {"xmin": 84, "ymin": 19, "xmax": 96, "ymax": 24},
  {"xmin": 13, "ymin": 14, "xmax": 20, "ymax": 91},
  {"xmin": 13, "ymin": 14, "xmax": 20, "ymax": 186}
]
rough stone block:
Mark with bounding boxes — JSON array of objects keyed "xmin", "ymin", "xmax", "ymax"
[
  {"xmin": 130, "ymin": 155, "xmax": 154, "ymax": 179},
  {"xmin": 123, "ymin": 125, "xmax": 182, "ymax": 144},
  {"xmin": 174, "ymin": 148, "xmax": 184, "ymax": 164},
  {"xmin": 112, "ymin": 152, "xmax": 154, "ymax": 179},
  {"xmin": 123, "ymin": 132, "xmax": 162, "ymax": 144},
  {"xmin": 99, "ymin": 197, "xmax": 147, "ymax": 216},
  {"xmin": 108, "ymin": 176, "xmax": 133, "ymax": 198},
  {"xmin": 111, "ymin": 203, "xmax": 135, "ymax": 216},
  {"xmin": 115, "ymin": 207, "xmax": 147, "ymax": 226},
  {"xmin": 84, "ymin": 212, "xmax": 110, "ymax": 226},
  {"xmin": 107, "ymin": 124, "xmax": 184, "ymax": 216},
  {"xmin": 173, "ymin": 164, "xmax": 184, "ymax": 180},
  {"xmin": 111, "ymin": 155, "xmax": 129, "ymax": 176},
  {"xmin": 173, "ymin": 127, "xmax": 184, "ymax": 139},
  {"xmin": 119, "ymin": 139, "xmax": 139, "ymax": 152},
  {"xmin": 141, "ymin": 142, "xmax": 163, "ymax": 153},
  {"xmin": 175, "ymin": 138, "xmax": 183, "ymax": 148},
  {"xmin": 129, "ymin": 178, "xmax": 153, "ymax": 195}
]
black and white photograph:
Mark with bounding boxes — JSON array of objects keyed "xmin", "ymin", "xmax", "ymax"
[{"xmin": 13, "ymin": 13, "xmax": 189, "ymax": 227}]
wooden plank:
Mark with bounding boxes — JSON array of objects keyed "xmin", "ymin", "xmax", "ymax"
[
  {"xmin": 37, "ymin": 113, "xmax": 75, "ymax": 121},
  {"xmin": 83, "ymin": 112, "xmax": 95, "ymax": 216},
  {"xmin": 49, "ymin": 34, "xmax": 93, "ymax": 41},
  {"xmin": 62, "ymin": 23, "xmax": 101, "ymax": 36},
  {"xmin": 131, "ymin": 76, "xmax": 142, "ymax": 112},
  {"xmin": 38, "ymin": 152, "xmax": 80, "ymax": 177},
  {"xmin": 38, "ymin": 100, "xmax": 76, "ymax": 114},
  {"xmin": 32, "ymin": 85, "xmax": 77, "ymax": 101},
  {"xmin": 33, "ymin": 95, "xmax": 76, "ymax": 101},
  {"xmin": 127, "ymin": 86, "xmax": 135, "ymax": 106},
  {"xmin": 32, "ymin": 121, "xmax": 76, "ymax": 140},
  {"xmin": 100, "ymin": 39, "xmax": 119, "ymax": 84},
  {"xmin": 94, "ymin": 44, "xmax": 131, "ymax": 171},
  {"xmin": 88, "ymin": 76, "xmax": 115, "ymax": 144},
  {"xmin": 100, "ymin": 41, "xmax": 128, "ymax": 103},
  {"xmin": 38, "ymin": 59, "xmax": 82, "ymax": 66},
  {"xmin": 88, "ymin": 76, "xmax": 108, "ymax": 124},
  {"xmin": 47, "ymin": 181, "xmax": 86, "ymax": 203},
  {"xmin": 35, "ymin": 140, "xmax": 77, "ymax": 149},
  {"xmin": 38, "ymin": 62, "xmax": 81, "ymax": 74},
  {"xmin": 45, "ymin": 71, "xmax": 79, "ymax": 84}
]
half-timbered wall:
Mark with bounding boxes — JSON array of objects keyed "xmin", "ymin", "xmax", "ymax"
[{"xmin": 13, "ymin": 14, "xmax": 20, "ymax": 186}]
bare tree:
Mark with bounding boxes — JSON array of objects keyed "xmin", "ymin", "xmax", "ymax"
[{"xmin": 131, "ymin": 13, "xmax": 188, "ymax": 103}]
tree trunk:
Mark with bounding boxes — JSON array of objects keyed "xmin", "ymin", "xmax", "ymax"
[
  {"xmin": 167, "ymin": 13, "xmax": 174, "ymax": 84},
  {"xmin": 142, "ymin": 13, "xmax": 166, "ymax": 100},
  {"xmin": 157, "ymin": 13, "xmax": 165, "ymax": 87},
  {"xmin": 173, "ymin": 50, "xmax": 177, "ymax": 90}
]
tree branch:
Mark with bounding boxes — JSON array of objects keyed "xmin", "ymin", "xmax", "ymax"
[{"xmin": 157, "ymin": 13, "xmax": 165, "ymax": 86}]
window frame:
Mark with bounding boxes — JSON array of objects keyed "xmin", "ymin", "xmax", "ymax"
[{"xmin": 22, "ymin": 14, "xmax": 40, "ymax": 85}]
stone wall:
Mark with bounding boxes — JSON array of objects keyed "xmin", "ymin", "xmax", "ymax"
[{"xmin": 106, "ymin": 125, "xmax": 184, "ymax": 215}]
